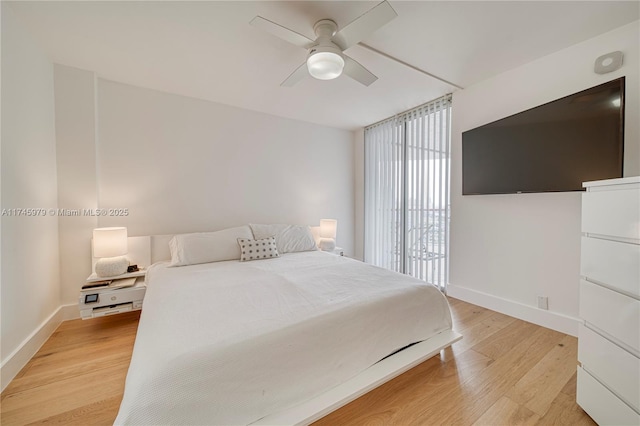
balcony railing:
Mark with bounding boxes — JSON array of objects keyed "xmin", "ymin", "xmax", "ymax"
[{"xmin": 386, "ymin": 207, "xmax": 448, "ymax": 287}]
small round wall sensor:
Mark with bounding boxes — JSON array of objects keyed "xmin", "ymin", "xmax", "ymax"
[{"xmin": 594, "ymin": 51, "xmax": 623, "ymax": 74}]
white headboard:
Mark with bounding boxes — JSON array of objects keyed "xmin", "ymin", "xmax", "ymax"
[{"xmin": 150, "ymin": 235, "xmax": 173, "ymax": 264}]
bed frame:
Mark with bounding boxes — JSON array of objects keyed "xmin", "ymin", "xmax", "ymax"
[
  {"xmin": 254, "ymin": 329, "xmax": 461, "ymax": 425},
  {"xmin": 128, "ymin": 234, "xmax": 462, "ymax": 425}
]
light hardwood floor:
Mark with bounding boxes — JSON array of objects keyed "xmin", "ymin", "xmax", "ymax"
[{"xmin": 1, "ymin": 299, "xmax": 596, "ymax": 425}]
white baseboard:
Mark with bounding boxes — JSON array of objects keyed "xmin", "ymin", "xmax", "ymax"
[
  {"xmin": 60, "ymin": 302, "xmax": 81, "ymax": 321},
  {"xmin": 1, "ymin": 303, "xmax": 78, "ymax": 392},
  {"xmin": 447, "ymin": 284, "xmax": 580, "ymax": 337}
]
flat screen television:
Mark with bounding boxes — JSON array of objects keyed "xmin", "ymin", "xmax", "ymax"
[{"xmin": 462, "ymin": 77, "xmax": 624, "ymax": 195}]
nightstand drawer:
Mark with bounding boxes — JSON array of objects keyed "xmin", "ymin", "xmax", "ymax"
[
  {"xmin": 580, "ymin": 279, "xmax": 640, "ymax": 353},
  {"xmin": 578, "ymin": 324, "xmax": 640, "ymax": 411},
  {"xmin": 93, "ymin": 303, "xmax": 133, "ymax": 317}
]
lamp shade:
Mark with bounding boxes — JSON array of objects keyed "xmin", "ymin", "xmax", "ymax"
[
  {"xmin": 319, "ymin": 219, "xmax": 337, "ymax": 239},
  {"xmin": 93, "ymin": 227, "xmax": 128, "ymax": 258}
]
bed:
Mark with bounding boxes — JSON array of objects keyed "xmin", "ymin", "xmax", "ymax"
[{"xmin": 114, "ymin": 226, "xmax": 460, "ymax": 425}]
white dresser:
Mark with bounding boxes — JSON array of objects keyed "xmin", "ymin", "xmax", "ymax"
[{"xmin": 578, "ymin": 176, "xmax": 640, "ymax": 425}]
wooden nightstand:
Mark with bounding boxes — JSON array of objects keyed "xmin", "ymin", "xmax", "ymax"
[{"xmin": 79, "ymin": 274, "xmax": 146, "ymax": 320}]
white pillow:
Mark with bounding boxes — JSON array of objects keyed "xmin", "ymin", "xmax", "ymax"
[
  {"xmin": 169, "ymin": 226, "xmax": 253, "ymax": 267},
  {"xmin": 250, "ymin": 224, "xmax": 318, "ymax": 253}
]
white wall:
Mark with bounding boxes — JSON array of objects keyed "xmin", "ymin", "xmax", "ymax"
[
  {"xmin": 95, "ymin": 79, "xmax": 355, "ymax": 245},
  {"xmin": 54, "ymin": 65, "xmax": 99, "ymax": 305},
  {"xmin": 51, "ymin": 76, "xmax": 356, "ymax": 307},
  {"xmin": 448, "ymin": 21, "xmax": 639, "ymax": 335},
  {"xmin": 1, "ymin": 4, "xmax": 60, "ymax": 388}
]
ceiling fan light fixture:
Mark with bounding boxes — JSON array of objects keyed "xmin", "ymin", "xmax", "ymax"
[{"xmin": 307, "ymin": 48, "xmax": 345, "ymax": 80}]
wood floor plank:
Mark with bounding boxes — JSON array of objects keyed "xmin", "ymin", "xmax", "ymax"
[
  {"xmin": 472, "ymin": 318, "xmax": 558, "ymax": 360},
  {"xmin": 25, "ymin": 334, "xmax": 136, "ymax": 375},
  {"xmin": 2, "ymin": 313, "xmax": 139, "ymax": 399},
  {"xmin": 472, "ymin": 396, "xmax": 540, "ymax": 426},
  {"xmin": 506, "ymin": 334, "xmax": 578, "ymax": 416},
  {"xmin": 397, "ymin": 325, "xmax": 566, "ymax": 425},
  {"xmin": 1, "ymin": 297, "xmax": 596, "ymax": 426},
  {"xmin": 38, "ymin": 322, "xmax": 139, "ymax": 354},
  {"xmin": 450, "ymin": 300, "xmax": 494, "ymax": 330},
  {"xmin": 561, "ymin": 371, "xmax": 579, "ymax": 396},
  {"xmin": 25, "ymin": 396, "xmax": 122, "ymax": 426},
  {"xmin": 1, "ymin": 368, "xmax": 127, "ymax": 425},
  {"xmin": 451, "ymin": 310, "xmax": 517, "ymax": 353},
  {"xmin": 535, "ymin": 389, "xmax": 596, "ymax": 425},
  {"xmin": 6, "ymin": 351, "xmax": 133, "ymax": 395}
]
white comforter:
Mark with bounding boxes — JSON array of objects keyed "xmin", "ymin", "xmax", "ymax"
[{"xmin": 115, "ymin": 251, "xmax": 452, "ymax": 425}]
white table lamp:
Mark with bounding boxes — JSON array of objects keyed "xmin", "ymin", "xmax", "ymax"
[
  {"xmin": 319, "ymin": 219, "xmax": 337, "ymax": 251},
  {"xmin": 93, "ymin": 227, "xmax": 129, "ymax": 277}
]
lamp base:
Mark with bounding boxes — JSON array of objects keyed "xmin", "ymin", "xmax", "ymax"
[
  {"xmin": 95, "ymin": 256, "xmax": 129, "ymax": 277},
  {"xmin": 318, "ymin": 238, "xmax": 336, "ymax": 251}
]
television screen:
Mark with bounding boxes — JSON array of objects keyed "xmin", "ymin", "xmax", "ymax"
[{"xmin": 462, "ymin": 77, "xmax": 624, "ymax": 195}]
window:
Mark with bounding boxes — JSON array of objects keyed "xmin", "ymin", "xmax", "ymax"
[{"xmin": 364, "ymin": 95, "xmax": 452, "ymax": 291}]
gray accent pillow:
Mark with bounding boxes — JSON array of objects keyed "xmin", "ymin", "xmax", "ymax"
[{"xmin": 249, "ymin": 224, "xmax": 318, "ymax": 253}]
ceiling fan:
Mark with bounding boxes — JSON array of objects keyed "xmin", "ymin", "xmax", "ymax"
[{"xmin": 250, "ymin": 1, "xmax": 397, "ymax": 87}]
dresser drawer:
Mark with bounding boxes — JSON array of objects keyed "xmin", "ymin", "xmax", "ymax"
[
  {"xmin": 578, "ymin": 324, "xmax": 640, "ymax": 411},
  {"xmin": 577, "ymin": 367, "xmax": 640, "ymax": 426},
  {"xmin": 581, "ymin": 237, "xmax": 640, "ymax": 298},
  {"xmin": 580, "ymin": 280, "xmax": 640, "ymax": 353},
  {"xmin": 582, "ymin": 187, "xmax": 640, "ymax": 240}
]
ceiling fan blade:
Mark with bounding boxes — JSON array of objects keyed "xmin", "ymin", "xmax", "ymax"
[
  {"xmin": 333, "ymin": 1, "xmax": 397, "ymax": 50},
  {"xmin": 343, "ymin": 55, "xmax": 378, "ymax": 86},
  {"xmin": 250, "ymin": 16, "xmax": 315, "ymax": 49},
  {"xmin": 281, "ymin": 62, "xmax": 309, "ymax": 87}
]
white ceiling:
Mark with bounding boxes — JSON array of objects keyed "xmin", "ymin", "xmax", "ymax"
[{"xmin": 8, "ymin": 1, "xmax": 639, "ymax": 130}]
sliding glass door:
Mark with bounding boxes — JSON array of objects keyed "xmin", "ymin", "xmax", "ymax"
[{"xmin": 364, "ymin": 95, "xmax": 451, "ymax": 291}]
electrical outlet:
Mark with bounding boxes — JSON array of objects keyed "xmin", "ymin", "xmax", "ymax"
[{"xmin": 537, "ymin": 296, "xmax": 549, "ymax": 310}]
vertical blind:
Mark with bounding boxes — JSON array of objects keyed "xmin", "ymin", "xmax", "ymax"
[{"xmin": 364, "ymin": 94, "xmax": 452, "ymax": 291}]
